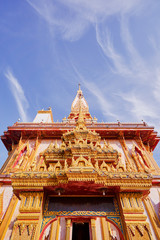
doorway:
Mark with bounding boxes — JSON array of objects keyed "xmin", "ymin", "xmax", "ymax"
[{"xmin": 72, "ymin": 222, "xmax": 90, "ymax": 240}]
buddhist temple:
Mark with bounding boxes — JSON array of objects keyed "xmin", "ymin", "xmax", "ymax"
[{"xmin": 0, "ymin": 86, "xmax": 160, "ymax": 239}]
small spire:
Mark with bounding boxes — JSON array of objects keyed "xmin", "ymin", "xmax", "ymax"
[
  {"xmin": 76, "ymin": 98, "xmax": 86, "ymax": 130},
  {"xmin": 67, "ymin": 85, "xmax": 92, "ymax": 120},
  {"xmin": 77, "ymin": 83, "xmax": 82, "ymax": 96}
]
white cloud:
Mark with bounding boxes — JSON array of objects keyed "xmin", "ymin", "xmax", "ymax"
[
  {"xmin": 119, "ymin": 92, "xmax": 158, "ymax": 120},
  {"xmin": 95, "ymin": 24, "xmax": 132, "ymax": 76},
  {"xmin": 153, "ymin": 69, "xmax": 160, "ymax": 102},
  {"xmin": 26, "ymin": 0, "xmax": 145, "ymax": 41},
  {"xmin": 26, "ymin": 0, "xmax": 89, "ymax": 41},
  {"xmin": 4, "ymin": 68, "xmax": 29, "ymax": 122},
  {"xmin": 95, "ymin": 15, "xmax": 154, "ymax": 82},
  {"xmin": 83, "ymin": 80, "xmax": 117, "ymax": 119},
  {"xmin": 60, "ymin": 0, "xmax": 145, "ymax": 20},
  {"xmin": 120, "ymin": 16, "xmax": 151, "ymax": 81}
]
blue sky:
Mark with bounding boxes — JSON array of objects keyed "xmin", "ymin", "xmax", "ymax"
[{"xmin": 1, "ymin": 0, "xmax": 160, "ymax": 167}]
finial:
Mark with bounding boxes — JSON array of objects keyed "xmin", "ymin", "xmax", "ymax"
[
  {"xmin": 76, "ymin": 99, "xmax": 86, "ymax": 130},
  {"xmin": 77, "ymin": 83, "xmax": 82, "ymax": 95}
]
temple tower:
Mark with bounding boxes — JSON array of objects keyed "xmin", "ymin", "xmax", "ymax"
[{"xmin": 0, "ymin": 86, "xmax": 160, "ymax": 239}]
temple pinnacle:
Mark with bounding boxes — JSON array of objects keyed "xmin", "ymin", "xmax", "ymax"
[
  {"xmin": 67, "ymin": 85, "xmax": 92, "ymax": 120},
  {"xmin": 76, "ymin": 95, "xmax": 86, "ymax": 130}
]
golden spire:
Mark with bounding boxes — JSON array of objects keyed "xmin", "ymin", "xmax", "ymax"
[
  {"xmin": 68, "ymin": 85, "xmax": 92, "ymax": 120},
  {"xmin": 76, "ymin": 95, "xmax": 86, "ymax": 130},
  {"xmin": 77, "ymin": 83, "xmax": 83, "ymax": 97}
]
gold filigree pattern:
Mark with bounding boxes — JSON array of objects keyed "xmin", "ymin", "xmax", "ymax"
[
  {"xmin": 19, "ymin": 192, "xmax": 43, "ymax": 213},
  {"xmin": 11, "ymin": 221, "xmax": 37, "ymax": 240},
  {"xmin": 38, "ymin": 111, "xmax": 123, "ymax": 177},
  {"xmin": 127, "ymin": 222, "xmax": 153, "ymax": 240}
]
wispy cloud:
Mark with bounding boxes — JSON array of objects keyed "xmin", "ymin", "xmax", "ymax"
[
  {"xmin": 118, "ymin": 92, "xmax": 158, "ymax": 120},
  {"xmin": 83, "ymin": 80, "xmax": 118, "ymax": 119},
  {"xmin": 95, "ymin": 24, "xmax": 131, "ymax": 76},
  {"xmin": 26, "ymin": 0, "xmax": 145, "ymax": 41},
  {"xmin": 95, "ymin": 16, "xmax": 153, "ymax": 82},
  {"xmin": 26, "ymin": 0, "xmax": 89, "ymax": 41},
  {"xmin": 4, "ymin": 68, "xmax": 29, "ymax": 122},
  {"xmin": 153, "ymin": 69, "xmax": 160, "ymax": 103},
  {"xmin": 120, "ymin": 16, "xmax": 152, "ymax": 81},
  {"xmin": 95, "ymin": 10, "xmax": 160, "ymax": 126}
]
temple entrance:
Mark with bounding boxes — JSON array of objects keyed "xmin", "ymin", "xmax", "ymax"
[
  {"xmin": 40, "ymin": 196, "xmax": 125, "ymax": 240},
  {"xmin": 72, "ymin": 222, "xmax": 90, "ymax": 240},
  {"xmin": 40, "ymin": 217, "xmax": 125, "ymax": 240}
]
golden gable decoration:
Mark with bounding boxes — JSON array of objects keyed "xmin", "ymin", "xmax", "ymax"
[{"xmin": 41, "ymin": 106, "xmax": 122, "ymax": 174}]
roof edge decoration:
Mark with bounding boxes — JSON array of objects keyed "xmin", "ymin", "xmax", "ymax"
[{"xmin": 1, "ymin": 86, "xmax": 160, "ymax": 152}]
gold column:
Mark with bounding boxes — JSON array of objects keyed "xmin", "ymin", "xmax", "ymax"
[
  {"xmin": 91, "ymin": 218, "xmax": 97, "ymax": 240},
  {"xmin": 143, "ymin": 196, "xmax": 160, "ymax": 239},
  {"xmin": 0, "ymin": 189, "xmax": 4, "ymax": 224},
  {"xmin": 65, "ymin": 218, "xmax": 71, "ymax": 240},
  {"xmin": 55, "ymin": 218, "xmax": 60, "ymax": 240},
  {"xmin": 120, "ymin": 193, "xmax": 154, "ymax": 240},
  {"xmin": 34, "ymin": 212, "xmax": 43, "ymax": 240},
  {"xmin": 16, "ymin": 191, "xmax": 43, "ymax": 240},
  {"xmin": 130, "ymin": 197, "xmax": 136, "ymax": 209},
  {"xmin": 0, "ymin": 194, "xmax": 18, "ymax": 240},
  {"xmin": 49, "ymin": 219, "xmax": 58, "ymax": 240},
  {"xmin": 101, "ymin": 217, "xmax": 110, "ymax": 240}
]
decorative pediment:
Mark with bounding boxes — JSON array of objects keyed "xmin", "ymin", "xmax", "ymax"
[
  {"xmin": 39, "ymin": 109, "xmax": 121, "ymax": 175},
  {"xmin": 42, "ymin": 138, "xmax": 120, "ymax": 163}
]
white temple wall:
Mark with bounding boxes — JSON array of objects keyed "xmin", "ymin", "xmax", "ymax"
[
  {"xmin": 109, "ymin": 140, "xmax": 126, "ymax": 165},
  {"xmin": 0, "ymin": 185, "xmax": 13, "ymax": 219},
  {"xmin": 36, "ymin": 140, "xmax": 52, "ymax": 157},
  {"xmin": 28, "ymin": 140, "xmax": 36, "ymax": 152},
  {"xmin": 35, "ymin": 139, "xmax": 63, "ymax": 158}
]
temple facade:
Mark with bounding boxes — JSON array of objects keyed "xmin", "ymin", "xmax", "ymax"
[{"xmin": 0, "ymin": 86, "xmax": 160, "ymax": 239}]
